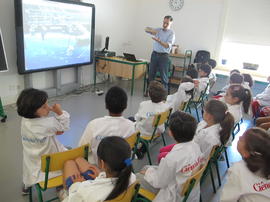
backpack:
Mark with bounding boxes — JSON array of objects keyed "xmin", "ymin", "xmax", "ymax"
[{"xmin": 194, "ymin": 50, "xmax": 210, "ymax": 64}]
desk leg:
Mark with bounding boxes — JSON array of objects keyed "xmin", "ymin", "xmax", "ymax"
[
  {"xmin": 143, "ymin": 63, "xmax": 149, "ymax": 94},
  {"xmin": 131, "ymin": 65, "xmax": 135, "ymax": 96},
  {"xmin": 94, "ymin": 58, "xmax": 97, "ymax": 87}
]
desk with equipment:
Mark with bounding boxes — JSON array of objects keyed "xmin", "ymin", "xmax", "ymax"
[{"xmin": 94, "ymin": 56, "xmax": 148, "ymax": 96}]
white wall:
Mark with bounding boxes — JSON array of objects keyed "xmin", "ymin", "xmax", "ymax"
[
  {"xmin": 223, "ymin": 0, "xmax": 270, "ymax": 46},
  {"xmin": 133, "ymin": 0, "xmax": 226, "ymax": 60}
]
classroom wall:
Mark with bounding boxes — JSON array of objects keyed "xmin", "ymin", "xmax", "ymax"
[
  {"xmin": 0, "ymin": 0, "xmax": 137, "ymax": 105},
  {"xmin": 132, "ymin": 0, "xmax": 226, "ymax": 61}
]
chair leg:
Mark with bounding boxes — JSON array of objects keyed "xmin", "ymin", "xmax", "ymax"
[
  {"xmin": 145, "ymin": 143, "xmax": 152, "ymax": 165},
  {"xmin": 195, "ymin": 106, "xmax": 200, "ymax": 122},
  {"xmin": 200, "ymin": 194, "xmax": 202, "ymax": 202},
  {"xmin": 215, "ymin": 160, "xmax": 221, "ymax": 187},
  {"xmin": 29, "ymin": 186, "xmax": 33, "ymax": 202},
  {"xmin": 224, "ymin": 148, "xmax": 230, "ymax": 168},
  {"xmin": 35, "ymin": 184, "xmax": 43, "ymax": 202},
  {"xmin": 161, "ymin": 133, "xmax": 166, "ymax": 146},
  {"xmin": 209, "ymin": 165, "xmax": 216, "ymax": 193}
]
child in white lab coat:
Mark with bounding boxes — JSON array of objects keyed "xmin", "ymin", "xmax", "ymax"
[
  {"xmin": 193, "ymin": 99, "xmax": 235, "ymax": 158},
  {"xmin": 63, "ymin": 136, "xmax": 136, "ymax": 202},
  {"xmin": 221, "ymin": 127, "xmax": 270, "ymax": 202},
  {"xmin": 221, "ymin": 84, "xmax": 252, "ymax": 124},
  {"xmin": 16, "ymin": 88, "xmax": 70, "ymax": 193},
  {"xmin": 252, "ymin": 76, "xmax": 270, "ymax": 117},
  {"xmin": 79, "ymin": 86, "xmax": 135, "ymax": 164},
  {"xmin": 137, "ymin": 111, "xmax": 204, "ymax": 202},
  {"xmin": 166, "ymin": 76, "xmax": 194, "ymax": 113},
  {"xmin": 135, "ymin": 81, "xmax": 169, "ymax": 137},
  {"xmin": 193, "ymin": 64, "xmax": 212, "ymax": 99}
]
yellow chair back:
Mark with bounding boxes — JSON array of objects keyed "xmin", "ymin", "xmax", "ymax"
[
  {"xmin": 152, "ymin": 108, "xmax": 172, "ymax": 127},
  {"xmin": 180, "ymin": 161, "xmax": 208, "ymax": 197},
  {"xmin": 105, "ymin": 181, "xmax": 140, "ymax": 202},
  {"xmin": 125, "ymin": 131, "xmax": 140, "ymax": 150},
  {"xmin": 41, "ymin": 144, "xmax": 89, "ymax": 172}
]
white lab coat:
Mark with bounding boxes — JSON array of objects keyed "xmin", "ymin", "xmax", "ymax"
[
  {"xmin": 221, "ymin": 160, "xmax": 270, "ymax": 202},
  {"xmin": 219, "ymin": 97, "xmax": 242, "ymax": 124},
  {"xmin": 135, "ymin": 100, "xmax": 169, "ymax": 137},
  {"xmin": 166, "ymin": 82, "xmax": 194, "ymax": 113},
  {"xmin": 63, "ymin": 172, "xmax": 136, "ymax": 202},
  {"xmin": 255, "ymin": 83, "xmax": 270, "ymax": 106},
  {"xmin": 193, "ymin": 120, "xmax": 221, "ymax": 158},
  {"xmin": 144, "ymin": 141, "xmax": 204, "ymax": 202},
  {"xmin": 194, "ymin": 77, "xmax": 209, "ymax": 100},
  {"xmin": 21, "ymin": 111, "xmax": 70, "ymax": 187},
  {"xmin": 79, "ymin": 116, "xmax": 135, "ymax": 164}
]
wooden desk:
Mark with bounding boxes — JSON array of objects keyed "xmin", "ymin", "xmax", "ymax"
[{"xmin": 94, "ymin": 56, "xmax": 148, "ymax": 96}]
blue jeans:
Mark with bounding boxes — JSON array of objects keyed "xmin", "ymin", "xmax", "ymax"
[{"xmin": 148, "ymin": 51, "xmax": 169, "ymax": 89}]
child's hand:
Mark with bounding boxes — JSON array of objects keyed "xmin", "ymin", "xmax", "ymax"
[
  {"xmin": 87, "ymin": 165, "xmax": 100, "ymax": 179},
  {"xmin": 193, "ymin": 79, "xmax": 199, "ymax": 87},
  {"xmin": 51, "ymin": 104, "xmax": 63, "ymax": 115},
  {"xmin": 140, "ymin": 170, "xmax": 146, "ymax": 175},
  {"xmin": 71, "ymin": 174, "xmax": 85, "ymax": 183}
]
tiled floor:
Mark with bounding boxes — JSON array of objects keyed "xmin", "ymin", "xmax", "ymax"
[{"xmin": 0, "ymin": 78, "xmax": 254, "ymax": 202}]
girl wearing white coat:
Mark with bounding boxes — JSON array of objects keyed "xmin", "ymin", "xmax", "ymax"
[
  {"xmin": 193, "ymin": 100, "xmax": 234, "ymax": 158},
  {"xmin": 16, "ymin": 88, "xmax": 70, "ymax": 190},
  {"xmin": 166, "ymin": 77, "xmax": 194, "ymax": 113},
  {"xmin": 221, "ymin": 127, "xmax": 270, "ymax": 202},
  {"xmin": 63, "ymin": 136, "xmax": 136, "ymax": 202},
  {"xmin": 137, "ymin": 111, "xmax": 204, "ymax": 202},
  {"xmin": 220, "ymin": 84, "xmax": 252, "ymax": 124}
]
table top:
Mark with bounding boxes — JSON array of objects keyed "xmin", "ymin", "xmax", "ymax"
[{"xmin": 96, "ymin": 56, "xmax": 149, "ymax": 65}]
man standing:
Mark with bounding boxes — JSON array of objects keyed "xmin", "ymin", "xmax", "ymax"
[{"xmin": 145, "ymin": 16, "xmax": 175, "ymax": 91}]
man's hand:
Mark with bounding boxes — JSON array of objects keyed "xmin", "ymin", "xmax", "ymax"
[
  {"xmin": 145, "ymin": 27, "xmax": 157, "ymax": 35},
  {"xmin": 152, "ymin": 37, "xmax": 161, "ymax": 43}
]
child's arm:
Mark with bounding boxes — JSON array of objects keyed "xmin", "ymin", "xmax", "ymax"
[
  {"xmin": 143, "ymin": 158, "xmax": 175, "ymax": 189},
  {"xmin": 78, "ymin": 121, "xmax": 94, "ymax": 146}
]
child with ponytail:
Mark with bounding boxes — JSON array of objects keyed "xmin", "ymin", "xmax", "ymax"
[
  {"xmin": 62, "ymin": 136, "xmax": 135, "ymax": 202},
  {"xmin": 194, "ymin": 99, "xmax": 235, "ymax": 158},
  {"xmin": 221, "ymin": 84, "xmax": 252, "ymax": 124},
  {"xmin": 221, "ymin": 127, "xmax": 270, "ymax": 201}
]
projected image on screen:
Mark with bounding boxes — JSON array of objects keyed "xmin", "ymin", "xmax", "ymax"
[{"xmin": 22, "ymin": 0, "xmax": 93, "ymax": 71}]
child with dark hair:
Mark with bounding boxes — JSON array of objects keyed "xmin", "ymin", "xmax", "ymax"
[
  {"xmin": 16, "ymin": 88, "xmax": 70, "ymax": 192},
  {"xmin": 221, "ymin": 84, "xmax": 252, "ymax": 124},
  {"xmin": 242, "ymin": 73, "xmax": 254, "ymax": 88},
  {"xmin": 166, "ymin": 76, "xmax": 194, "ymax": 112},
  {"xmin": 194, "ymin": 100, "xmax": 235, "ymax": 157},
  {"xmin": 135, "ymin": 81, "xmax": 169, "ymax": 137},
  {"xmin": 221, "ymin": 73, "xmax": 245, "ymax": 92},
  {"xmin": 137, "ymin": 111, "xmax": 204, "ymax": 202},
  {"xmin": 221, "ymin": 128, "xmax": 270, "ymax": 201},
  {"xmin": 193, "ymin": 64, "xmax": 212, "ymax": 99},
  {"xmin": 230, "ymin": 69, "xmax": 240, "ymax": 75},
  {"xmin": 79, "ymin": 86, "xmax": 135, "ymax": 163},
  {"xmin": 63, "ymin": 136, "xmax": 136, "ymax": 202}
]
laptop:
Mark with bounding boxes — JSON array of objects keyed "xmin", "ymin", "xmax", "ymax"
[{"xmin": 123, "ymin": 53, "xmax": 141, "ymax": 62}]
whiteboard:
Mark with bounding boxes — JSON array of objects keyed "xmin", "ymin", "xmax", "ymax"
[{"xmin": 0, "ymin": 28, "xmax": 8, "ymax": 72}]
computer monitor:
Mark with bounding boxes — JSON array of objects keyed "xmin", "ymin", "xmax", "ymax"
[
  {"xmin": 0, "ymin": 28, "xmax": 8, "ymax": 72},
  {"xmin": 101, "ymin": 36, "xmax": 109, "ymax": 52}
]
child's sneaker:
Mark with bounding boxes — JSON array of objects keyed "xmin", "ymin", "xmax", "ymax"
[{"xmin": 21, "ymin": 185, "xmax": 30, "ymax": 195}]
